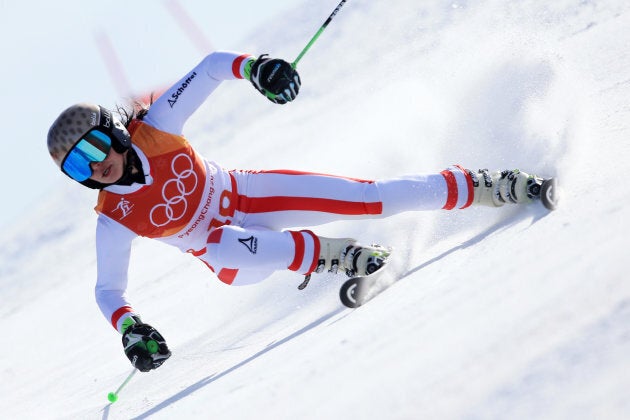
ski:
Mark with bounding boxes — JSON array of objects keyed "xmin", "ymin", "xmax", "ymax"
[
  {"xmin": 339, "ymin": 267, "xmax": 393, "ymax": 308},
  {"xmin": 540, "ymin": 178, "xmax": 557, "ymax": 211},
  {"xmin": 339, "ymin": 177, "xmax": 557, "ymax": 309}
]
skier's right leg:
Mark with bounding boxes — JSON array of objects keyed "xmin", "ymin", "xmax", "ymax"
[
  {"xmin": 199, "ymin": 226, "xmax": 390, "ymax": 286},
  {"xmin": 203, "ymin": 166, "xmax": 549, "ymax": 285}
]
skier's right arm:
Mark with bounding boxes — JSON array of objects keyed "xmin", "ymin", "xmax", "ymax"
[
  {"xmin": 95, "ymin": 215, "xmax": 171, "ymax": 371},
  {"xmin": 95, "ymin": 214, "xmax": 136, "ymax": 332}
]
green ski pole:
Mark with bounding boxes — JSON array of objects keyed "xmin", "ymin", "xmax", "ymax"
[
  {"xmin": 107, "ymin": 368, "xmax": 138, "ymax": 403},
  {"xmin": 292, "ymin": 0, "xmax": 348, "ymax": 68}
]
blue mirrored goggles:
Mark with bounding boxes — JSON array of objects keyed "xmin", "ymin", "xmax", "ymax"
[{"xmin": 61, "ymin": 129, "xmax": 113, "ymax": 182}]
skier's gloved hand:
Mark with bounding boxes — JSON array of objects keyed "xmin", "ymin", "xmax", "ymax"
[
  {"xmin": 249, "ymin": 54, "xmax": 301, "ymax": 104},
  {"xmin": 121, "ymin": 319, "xmax": 171, "ymax": 372}
]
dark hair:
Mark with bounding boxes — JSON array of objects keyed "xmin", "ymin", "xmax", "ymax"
[{"xmin": 116, "ymin": 93, "xmax": 155, "ymax": 127}]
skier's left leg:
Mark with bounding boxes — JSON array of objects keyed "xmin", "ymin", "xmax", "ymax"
[
  {"xmin": 468, "ymin": 168, "xmax": 548, "ymax": 207},
  {"xmin": 227, "ymin": 168, "xmax": 462, "ymax": 229}
]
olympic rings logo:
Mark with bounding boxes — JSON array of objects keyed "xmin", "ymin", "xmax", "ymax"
[{"xmin": 150, "ymin": 154, "xmax": 199, "ymax": 227}]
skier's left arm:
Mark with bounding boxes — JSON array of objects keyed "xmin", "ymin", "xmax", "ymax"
[{"xmin": 143, "ymin": 51, "xmax": 300, "ymax": 135}]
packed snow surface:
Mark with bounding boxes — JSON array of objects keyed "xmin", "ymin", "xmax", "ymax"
[{"xmin": 1, "ymin": 0, "xmax": 629, "ymax": 418}]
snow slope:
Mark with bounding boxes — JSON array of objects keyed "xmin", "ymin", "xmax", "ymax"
[{"xmin": 1, "ymin": 0, "xmax": 629, "ymax": 418}]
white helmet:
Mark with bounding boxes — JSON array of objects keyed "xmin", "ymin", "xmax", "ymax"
[{"xmin": 47, "ymin": 103, "xmax": 132, "ymax": 186}]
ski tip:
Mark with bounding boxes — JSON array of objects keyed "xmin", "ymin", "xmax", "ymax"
[{"xmin": 540, "ymin": 178, "xmax": 558, "ymax": 211}]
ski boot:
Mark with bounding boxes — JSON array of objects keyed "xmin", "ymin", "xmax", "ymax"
[
  {"xmin": 316, "ymin": 237, "xmax": 391, "ymax": 277},
  {"xmin": 470, "ymin": 169, "xmax": 557, "ymax": 210},
  {"xmin": 298, "ymin": 237, "xmax": 391, "ymax": 290}
]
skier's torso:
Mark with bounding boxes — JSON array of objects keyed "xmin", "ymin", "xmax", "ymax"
[{"xmin": 95, "ymin": 120, "xmax": 233, "ymax": 254}]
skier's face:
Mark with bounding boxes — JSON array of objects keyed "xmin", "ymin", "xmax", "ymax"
[{"xmin": 88, "ymin": 147, "xmax": 126, "ymax": 184}]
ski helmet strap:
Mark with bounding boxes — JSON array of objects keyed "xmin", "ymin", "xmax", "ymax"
[{"xmin": 79, "ymin": 178, "xmax": 109, "ymax": 190}]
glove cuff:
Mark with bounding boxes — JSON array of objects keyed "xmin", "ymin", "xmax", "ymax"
[
  {"xmin": 244, "ymin": 59, "xmax": 254, "ymax": 81},
  {"xmin": 121, "ymin": 315, "xmax": 142, "ymax": 334}
]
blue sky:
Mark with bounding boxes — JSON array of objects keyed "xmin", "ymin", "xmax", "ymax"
[{"xmin": 0, "ymin": 0, "xmax": 299, "ymax": 228}]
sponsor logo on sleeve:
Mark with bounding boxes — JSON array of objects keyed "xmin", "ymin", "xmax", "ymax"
[{"xmin": 168, "ymin": 72, "xmax": 197, "ymax": 108}]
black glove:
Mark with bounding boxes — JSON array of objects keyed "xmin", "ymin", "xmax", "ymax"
[
  {"xmin": 122, "ymin": 320, "xmax": 171, "ymax": 372},
  {"xmin": 249, "ymin": 54, "xmax": 301, "ymax": 104}
]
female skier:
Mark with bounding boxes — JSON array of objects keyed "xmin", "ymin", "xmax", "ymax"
[{"xmin": 47, "ymin": 51, "xmax": 549, "ymax": 372}]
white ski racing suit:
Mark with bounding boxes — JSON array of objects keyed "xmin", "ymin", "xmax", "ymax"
[{"xmin": 94, "ymin": 51, "xmax": 475, "ymax": 332}]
